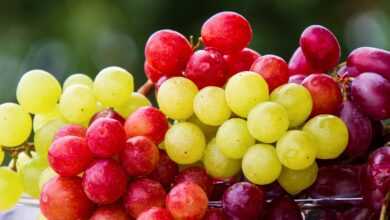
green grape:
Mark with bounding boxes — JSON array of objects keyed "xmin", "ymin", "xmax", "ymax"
[
  {"xmin": 165, "ymin": 122, "xmax": 206, "ymax": 165},
  {"xmin": 242, "ymin": 144, "xmax": 282, "ymax": 185},
  {"xmin": 33, "ymin": 105, "xmax": 64, "ymax": 132},
  {"xmin": 278, "ymin": 162, "xmax": 318, "ymax": 195},
  {"xmin": 276, "ymin": 130, "xmax": 317, "ymax": 170},
  {"xmin": 270, "ymin": 83, "xmax": 312, "ymax": 128},
  {"xmin": 157, "ymin": 77, "xmax": 198, "ymax": 120},
  {"xmin": 0, "ymin": 150, "xmax": 3, "ymax": 165},
  {"xmin": 59, "ymin": 85, "xmax": 97, "ymax": 124},
  {"xmin": 247, "ymin": 102, "xmax": 289, "ymax": 143},
  {"xmin": 16, "ymin": 69, "xmax": 62, "ymax": 114},
  {"xmin": 0, "ymin": 103, "xmax": 32, "ymax": 147},
  {"xmin": 203, "ymin": 138, "xmax": 241, "ymax": 179},
  {"xmin": 93, "ymin": 66, "xmax": 134, "ymax": 107},
  {"xmin": 303, "ymin": 114, "xmax": 349, "ymax": 159},
  {"xmin": 0, "ymin": 167, "xmax": 23, "ymax": 211},
  {"xmin": 19, "ymin": 157, "xmax": 47, "ymax": 198},
  {"xmin": 193, "ymin": 86, "xmax": 231, "ymax": 126},
  {"xmin": 187, "ymin": 115, "xmax": 218, "ymax": 141},
  {"xmin": 63, "ymin": 73, "xmax": 93, "ymax": 90},
  {"xmin": 39, "ymin": 167, "xmax": 57, "ymax": 190},
  {"xmin": 114, "ymin": 92, "xmax": 151, "ymax": 118},
  {"xmin": 216, "ymin": 118, "xmax": 255, "ymax": 159},
  {"xmin": 34, "ymin": 119, "xmax": 67, "ymax": 158},
  {"xmin": 225, "ymin": 71, "xmax": 269, "ymax": 117}
]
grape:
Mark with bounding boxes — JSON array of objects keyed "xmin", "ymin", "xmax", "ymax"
[
  {"xmin": 193, "ymin": 86, "xmax": 231, "ymax": 126},
  {"xmin": 53, "ymin": 124, "xmax": 86, "ymax": 140},
  {"xmin": 347, "ymin": 47, "xmax": 390, "ymax": 80},
  {"xmin": 165, "ymin": 122, "xmax": 206, "ymax": 164},
  {"xmin": 367, "ymin": 147, "xmax": 390, "ymax": 193},
  {"xmin": 201, "ymin": 11, "xmax": 252, "ymax": 54},
  {"xmin": 63, "ymin": 73, "xmax": 93, "ymax": 90},
  {"xmin": 203, "ymin": 208, "xmax": 228, "ymax": 220},
  {"xmin": 148, "ymin": 150, "xmax": 179, "ymax": 189},
  {"xmin": 265, "ymin": 196, "xmax": 303, "ymax": 220},
  {"xmin": 339, "ymin": 100, "xmax": 373, "ymax": 159},
  {"xmin": 299, "ymin": 25, "xmax": 340, "ymax": 71},
  {"xmin": 271, "ymin": 83, "xmax": 312, "ymax": 128},
  {"xmin": 125, "ymin": 106, "xmax": 169, "ymax": 144},
  {"xmin": 250, "ymin": 55, "xmax": 289, "ymax": 91},
  {"xmin": 33, "ymin": 105, "xmax": 64, "ymax": 132},
  {"xmin": 302, "ymin": 73, "xmax": 342, "ymax": 116},
  {"xmin": 82, "ymin": 159, "xmax": 127, "ymax": 204},
  {"xmin": 137, "ymin": 207, "xmax": 173, "ymax": 220},
  {"xmin": 166, "ymin": 182, "xmax": 208, "ymax": 220},
  {"xmin": 49, "ymin": 136, "xmax": 93, "ymax": 177},
  {"xmin": 144, "ymin": 60, "xmax": 166, "ymax": 83},
  {"xmin": 370, "ymin": 120, "xmax": 385, "ymax": 151},
  {"xmin": 16, "ymin": 69, "xmax": 61, "ymax": 113},
  {"xmin": 303, "ymin": 114, "xmax": 349, "ymax": 159},
  {"xmin": 225, "ymin": 71, "xmax": 269, "ymax": 117},
  {"xmin": 337, "ymin": 65, "xmax": 361, "ymax": 78},
  {"xmin": 276, "ymin": 130, "xmax": 317, "ymax": 170},
  {"xmin": 0, "ymin": 103, "xmax": 32, "ymax": 147},
  {"xmin": 19, "ymin": 157, "xmax": 47, "ymax": 198},
  {"xmin": 242, "ymin": 144, "xmax": 282, "ymax": 185},
  {"xmin": 120, "ymin": 136, "xmax": 159, "ymax": 176},
  {"xmin": 277, "ymin": 162, "xmax": 318, "ymax": 195},
  {"xmin": 288, "ymin": 74, "xmax": 307, "ymax": 84},
  {"xmin": 90, "ymin": 204, "xmax": 129, "ymax": 220},
  {"xmin": 216, "ymin": 118, "xmax": 255, "ymax": 159},
  {"xmin": 145, "ymin": 29, "xmax": 193, "ymax": 75},
  {"xmin": 247, "ymin": 102, "xmax": 289, "ymax": 143},
  {"xmin": 224, "ymin": 48, "xmax": 260, "ymax": 78},
  {"xmin": 59, "ymin": 85, "xmax": 97, "ymax": 124},
  {"xmin": 40, "ymin": 177, "xmax": 94, "ymax": 220},
  {"xmin": 11, "ymin": 151, "xmax": 36, "ymax": 171},
  {"xmin": 124, "ymin": 178, "xmax": 166, "ymax": 218},
  {"xmin": 114, "ymin": 92, "xmax": 151, "ymax": 118},
  {"xmin": 0, "ymin": 167, "xmax": 23, "ymax": 211},
  {"xmin": 34, "ymin": 119, "xmax": 67, "ymax": 158},
  {"xmin": 184, "ymin": 48, "xmax": 227, "ymax": 88},
  {"xmin": 175, "ymin": 167, "xmax": 214, "ymax": 197},
  {"xmin": 90, "ymin": 108, "xmax": 125, "ymax": 125},
  {"xmin": 288, "ymin": 47, "xmax": 314, "ymax": 76},
  {"xmin": 38, "ymin": 167, "xmax": 57, "ymax": 190},
  {"xmin": 222, "ymin": 182, "xmax": 264, "ymax": 220},
  {"xmin": 305, "ymin": 208, "xmax": 338, "ymax": 220},
  {"xmin": 203, "ymin": 138, "xmax": 241, "ymax": 179},
  {"xmin": 340, "ymin": 207, "xmax": 378, "ymax": 220},
  {"xmin": 157, "ymin": 77, "xmax": 198, "ymax": 120},
  {"xmin": 263, "ymin": 182, "xmax": 287, "ymax": 201},
  {"xmin": 187, "ymin": 115, "xmax": 218, "ymax": 141},
  {"xmin": 351, "ymin": 72, "xmax": 390, "ymax": 120}
]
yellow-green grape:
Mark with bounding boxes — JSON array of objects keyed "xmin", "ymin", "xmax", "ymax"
[
  {"xmin": 19, "ymin": 157, "xmax": 47, "ymax": 198},
  {"xmin": 0, "ymin": 103, "xmax": 32, "ymax": 147},
  {"xmin": 193, "ymin": 86, "xmax": 231, "ymax": 126},
  {"xmin": 33, "ymin": 105, "xmax": 64, "ymax": 132},
  {"xmin": 93, "ymin": 66, "xmax": 134, "ymax": 107},
  {"xmin": 270, "ymin": 83, "xmax": 312, "ymax": 128},
  {"xmin": 13, "ymin": 151, "xmax": 37, "ymax": 171},
  {"xmin": 165, "ymin": 122, "xmax": 206, "ymax": 165},
  {"xmin": 203, "ymin": 139, "xmax": 241, "ymax": 179},
  {"xmin": 115, "ymin": 92, "xmax": 151, "ymax": 118},
  {"xmin": 303, "ymin": 114, "xmax": 349, "ymax": 159},
  {"xmin": 242, "ymin": 144, "xmax": 282, "ymax": 185},
  {"xmin": 216, "ymin": 118, "xmax": 255, "ymax": 159},
  {"xmin": 0, "ymin": 150, "xmax": 3, "ymax": 165},
  {"xmin": 276, "ymin": 130, "xmax": 317, "ymax": 170},
  {"xmin": 60, "ymin": 85, "xmax": 97, "ymax": 124},
  {"xmin": 16, "ymin": 69, "xmax": 62, "ymax": 114},
  {"xmin": 247, "ymin": 102, "xmax": 289, "ymax": 143},
  {"xmin": 157, "ymin": 77, "xmax": 198, "ymax": 120},
  {"xmin": 187, "ymin": 115, "xmax": 218, "ymax": 141},
  {"xmin": 0, "ymin": 167, "xmax": 23, "ymax": 211},
  {"xmin": 39, "ymin": 167, "xmax": 57, "ymax": 190},
  {"xmin": 225, "ymin": 71, "xmax": 269, "ymax": 117},
  {"xmin": 63, "ymin": 73, "xmax": 93, "ymax": 90},
  {"xmin": 278, "ymin": 162, "xmax": 318, "ymax": 195},
  {"xmin": 34, "ymin": 119, "xmax": 67, "ymax": 158}
]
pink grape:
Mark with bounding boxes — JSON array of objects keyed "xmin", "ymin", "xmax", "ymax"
[
  {"xmin": 288, "ymin": 74, "xmax": 306, "ymax": 84},
  {"xmin": 174, "ymin": 167, "xmax": 214, "ymax": 197},
  {"xmin": 265, "ymin": 196, "xmax": 302, "ymax": 220},
  {"xmin": 53, "ymin": 124, "xmax": 86, "ymax": 140},
  {"xmin": 288, "ymin": 47, "xmax": 314, "ymax": 76},
  {"xmin": 90, "ymin": 204, "xmax": 130, "ymax": 220},
  {"xmin": 137, "ymin": 207, "xmax": 173, "ymax": 220},
  {"xmin": 148, "ymin": 150, "xmax": 179, "ymax": 189},
  {"xmin": 224, "ymin": 48, "xmax": 260, "ymax": 78},
  {"xmin": 90, "ymin": 108, "xmax": 125, "ymax": 125}
]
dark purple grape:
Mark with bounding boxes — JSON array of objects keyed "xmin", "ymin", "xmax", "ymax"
[
  {"xmin": 370, "ymin": 120, "xmax": 385, "ymax": 151},
  {"xmin": 305, "ymin": 208, "xmax": 339, "ymax": 220},
  {"xmin": 264, "ymin": 196, "xmax": 302, "ymax": 220},
  {"xmin": 367, "ymin": 147, "xmax": 390, "ymax": 193},
  {"xmin": 288, "ymin": 74, "xmax": 307, "ymax": 84},
  {"xmin": 340, "ymin": 207, "xmax": 378, "ymax": 220},
  {"xmin": 264, "ymin": 182, "xmax": 287, "ymax": 201}
]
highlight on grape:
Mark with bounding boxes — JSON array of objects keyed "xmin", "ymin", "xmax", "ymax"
[{"xmin": 0, "ymin": 10, "xmax": 389, "ymax": 220}]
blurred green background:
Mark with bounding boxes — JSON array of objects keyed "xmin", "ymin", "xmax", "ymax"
[{"xmin": 0, "ymin": 0, "xmax": 389, "ymax": 103}]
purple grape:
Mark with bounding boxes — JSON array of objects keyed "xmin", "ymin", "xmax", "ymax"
[
  {"xmin": 340, "ymin": 207, "xmax": 378, "ymax": 220},
  {"xmin": 370, "ymin": 120, "xmax": 385, "ymax": 151},
  {"xmin": 305, "ymin": 208, "xmax": 338, "ymax": 220},
  {"xmin": 288, "ymin": 74, "xmax": 307, "ymax": 84},
  {"xmin": 264, "ymin": 182, "xmax": 287, "ymax": 201},
  {"xmin": 351, "ymin": 72, "xmax": 390, "ymax": 120},
  {"xmin": 367, "ymin": 147, "xmax": 390, "ymax": 193},
  {"xmin": 264, "ymin": 196, "xmax": 302, "ymax": 220}
]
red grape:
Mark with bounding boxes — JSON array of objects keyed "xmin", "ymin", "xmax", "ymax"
[
  {"xmin": 201, "ymin": 11, "xmax": 252, "ymax": 54},
  {"xmin": 288, "ymin": 74, "xmax": 307, "ymax": 84},
  {"xmin": 90, "ymin": 108, "xmax": 125, "ymax": 125},
  {"xmin": 166, "ymin": 182, "xmax": 208, "ymax": 220},
  {"xmin": 48, "ymin": 136, "xmax": 93, "ymax": 177},
  {"xmin": 265, "ymin": 196, "xmax": 302, "ymax": 220},
  {"xmin": 125, "ymin": 106, "xmax": 169, "ymax": 144},
  {"xmin": 124, "ymin": 178, "xmax": 167, "ymax": 218},
  {"xmin": 53, "ymin": 124, "xmax": 86, "ymax": 140},
  {"xmin": 367, "ymin": 147, "xmax": 390, "ymax": 193},
  {"xmin": 120, "ymin": 136, "xmax": 159, "ymax": 176},
  {"xmin": 250, "ymin": 54, "xmax": 289, "ymax": 91},
  {"xmin": 224, "ymin": 48, "xmax": 260, "ymax": 78},
  {"xmin": 86, "ymin": 118, "xmax": 126, "ymax": 157},
  {"xmin": 148, "ymin": 150, "xmax": 179, "ymax": 189},
  {"xmin": 222, "ymin": 182, "xmax": 265, "ymax": 220},
  {"xmin": 82, "ymin": 159, "xmax": 128, "ymax": 204},
  {"xmin": 203, "ymin": 208, "xmax": 228, "ymax": 220},
  {"xmin": 40, "ymin": 177, "xmax": 94, "ymax": 220},
  {"xmin": 351, "ymin": 72, "xmax": 390, "ymax": 120},
  {"xmin": 183, "ymin": 48, "xmax": 227, "ymax": 88},
  {"xmin": 90, "ymin": 204, "xmax": 130, "ymax": 220},
  {"xmin": 137, "ymin": 207, "xmax": 173, "ymax": 220},
  {"xmin": 145, "ymin": 29, "xmax": 193, "ymax": 75},
  {"xmin": 144, "ymin": 60, "xmax": 166, "ymax": 83},
  {"xmin": 302, "ymin": 73, "xmax": 342, "ymax": 116},
  {"xmin": 299, "ymin": 25, "xmax": 340, "ymax": 71},
  {"xmin": 288, "ymin": 47, "xmax": 314, "ymax": 76},
  {"xmin": 174, "ymin": 167, "xmax": 214, "ymax": 197}
]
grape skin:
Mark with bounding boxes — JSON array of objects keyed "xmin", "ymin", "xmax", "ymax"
[
  {"xmin": 38, "ymin": 167, "xmax": 57, "ymax": 190},
  {"xmin": 34, "ymin": 119, "xmax": 67, "ymax": 158},
  {"xmin": 63, "ymin": 73, "xmax": 93, "ymax": 90},
  {"xmin": 278, "ymin": 162, "xmax": 318, "ymax": 195},
  {"xmin": 19, "ymin": 158, "xmax": 47, "ymax": 198},
  {"xmin": 33, "ymin": 105, "xmax": 64, "ymax": 132},
  {"xmin": 288, "ymin": 47, "xmax": 314, "ymax": 76},
  {"xmin": 0, "ymin": 167, "xmax": 23, "ymax": 211},
  {"xmin": 114, "ymin": 92, "xmax": 151, "ymax": 118}
]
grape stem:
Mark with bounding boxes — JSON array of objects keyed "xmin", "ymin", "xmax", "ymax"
[
  {"xmin": 1, "ymin": 142, "xmax": 34, "ymax": 171},
  {"xmin": 137, "ymin": 80, "xmax": 154, "ymax": 96},
  {"xmin": 380, "ymin": 191, "xmax": 390, "ymax": 220}
]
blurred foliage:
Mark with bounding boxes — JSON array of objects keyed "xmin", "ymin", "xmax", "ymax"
[{"xmin": 0, "ymin": 0, "xmax": 389, "ymax": 103}]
